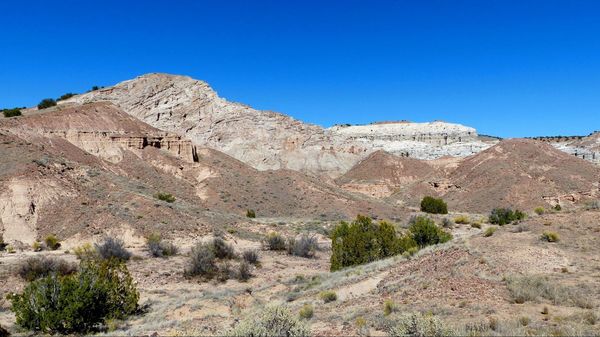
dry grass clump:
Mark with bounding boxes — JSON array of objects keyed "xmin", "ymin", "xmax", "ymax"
[
  {"xmin": 483, "ymin": 226, "xmax": 497, "ymax": 237},
  {"xmin": 95, "ymin": 237, "xmax": 131, "ymax": 261},
  {"xmin": 287, "ymin": 233, "xmax": 318, "ymax": 258},
  {"xmin": 506, "ymin": 275, "xmax": 594, "ymax": 308},
  {"xmin": 17, "ymin": 256, "xmax": 77, "ymax": 281},
  {"xmin": 541, "ymin": 231, "xmax": 560, "ymax": 242},
  {"xmin": 242, "ymin": 249, "xmax": 260, "ymax": 265},
  {"xmin": 228, "ymin": 305, "xmax": 310, "ymax": 337},
  {"xmin": 146, "ymin": 233, "xmax": 178, "ymax": 258},
  {"xmin": 298, "ymin": 304, "xmax": 314, "ymax": 320},
  {"xmin": 454, "ymin": 215, "xmax": 470, "ymax": 224},
  {"xmin": 319, "ymin": 290, "xmax": 337, "ymax": 303},
  {"xmin": 264, "ymin": 232, "xmax": 287, "ymax": 251},
  {"xmin": 388, "ymin": 312, "xmax": 451, "ymax": 337}
]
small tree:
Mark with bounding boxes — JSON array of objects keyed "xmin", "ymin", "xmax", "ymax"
[
  {"xmin": 409, "ymin": 216, "xmax": 452, "ymax": 248},
  {"xmin": 420, "ymin": 196, "xmax": 448, "ymax": 214},
  {"xmin": 2, "ymin": 108, "xmax": 22, "ymax": 117},
  {"xmin": 37, "ymin": 98, "xmax": 57, "ymax": 110}
]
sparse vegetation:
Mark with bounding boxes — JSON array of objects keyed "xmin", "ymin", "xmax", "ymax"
[
  {"xmin": 541, "ymin": 231, "xmax": 560, "ymax": 242},
  {"xmin": 506, "ymin": 274, "xmax": 592, "ymax": 308},
  {"xmin": 185, "ymin": 238, "xmax": 247, "ymax": 282},
  {"xmin": 155, "ymin": 192, "xmax": 176, "ymax": 203},
  {"xmin": 388, "ymin": 312, "xmax": 451, "ymax": 337},
  {"xmin": 9, "ymin": 259, "xmax": 139, "ymax": 334},
  {"xmin": 483, "ymin": 226, "xmax": 497, "ymax": 237},
  {"xmin": 470, "ymin": 222, "xmax": 482, "ymax": 229},
  {"xmin": 2, "ymin": 108, "xmax": 22, "ymax": 117},
  {"xmin": 420, "ymin": 196, "xmax": 448, "ymax": 214},
  {"xmin": 43, "ymin": 234, "xmax": 61, "ymax": 250},
  {"xmin": 37, "ymin": 98, "xmax": 57, "ymax": 110},
  {"xmin": 242, "ymin": 249, "xmax": 260, "ymax": 265},
  {"xmin": 453, "ymin": 215, "xmax": 470, "ymax": 224},
  {"xmin": 265, "ymin": 232, "xmax": 287, "ymax": 251},
  {"xmin": 534, "ymin": 207, "xmax": 545, "ymax": 215},
  {"xmin": 95, "ymin": 237, "xmax": 131, "ymax": 261},
  {"xmin": 17, "ymin": 256, "xmax": 77, "ymax": 281},
  {"xmin": 489, "ymin": 208, "xmax": 526, "ymax": 225},
  {"xmin": 299, "ymin": 303, "xmax": 314, "ymax": 320},
  {"xmin": 554, "ymin": 204, "xmax": 562, "ymax": 211},
  {"xmin": 287, "ymin": 233, "xmax": 318, "ymax": 258},
  {"xmin": 585, "ymin": 200, "xmax": 600, "ymax": 210},
  {"xmin": 73, "ymin": 242, "xmax": 97, "ymax": 260},
  {"xmin": 319, "ymin": 290, "xmax": 337, "ymax": 303},
  {"xmin": 246, "ymin": 209, "xmax": 256, "ymax": 218},
  {"xmin": 236, "ymin": 261, "xmax": 252, "ymax": 281},
  {"xmin": 384, "ymin": 299, "xmax": 398, "ymax": 316},
  {"xmin": 185, "ymin": 242, "xmax": 217, "ymax": 278},
  {"xmin": 229, "ymin": 305, "xmax": 310, "ymax": 337},
  {"xmin": 441, "ymin": 218, "xmax": 453, "ymax": 228},
  {"xmin": 57, "ymin": 93, "xmax": 76, "ymax": 101},
  {"xmin": 211, "ymin": 237, "xmax": 236, "ymax": 259},
  {"xmin": 146, "ymin": 233, "xmax": 178, "ymax": 257}
]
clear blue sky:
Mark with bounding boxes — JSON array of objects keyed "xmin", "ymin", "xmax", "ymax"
[{"xmin": 1, "ymin": 0, "xmax": 599, "ymax": 137}]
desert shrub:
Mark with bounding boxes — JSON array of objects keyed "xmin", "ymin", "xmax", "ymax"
[
  {"xmin": 236, "ymin": 261, "xmax": 252, "ymax": 282},
  {"xmin": 44, "ymin": 234, "xmax": 61, "ymax": 250},
  {"xmin": 265, "ymin": 232, "xmax": 287, "ymax": 251},
  {"xmin": 0, "ymin": 234, "xmax": 6, "ymax": 251},
  {"xmin": 154, "ymin": 192, "xmax": 175, "ymax": 203},
  {"xmin": 95, "ymin": 237, "xmax": 131, "ymax": 262},
  {"xmin": 489, "ymin": 208, "xmax": 526, "ymax": 225},
  {"xmin": 229, "ymin": 305, "xmax": 310, "ymax": 337},
  {"xmin": 73, "ymin": 243, "xmax": 97, "ymax": 260},
  {"xmin": 483, "ymin": 227, "xmax": 497, "ymax": 237},
  {"xmin": 32, "ymin": 240, "xmax": 43, "ymax": 252},
  {"xmin": 420, "ymin": 196, "xmax": 448, "ymax": 214},
  {"xmin": 6, "ymin": 245, "xmax": 15, "ymax": 253},
  {"xmin": 330, "ymin": 215, "xmax": 418, "ymax": 271},
  {"xmin": 288, "ymin": 233, "xmax": 318, "ymax": 258},
  {"xmin": 554, "ymin": 204, "xmax": 562, "ymax": 211},
  {"xmin": 505, "ymin": 274, "xmax": 591, "ymax": 307},
  {"xmin": 242, "ymin": 249, "xmax": 260, "ymax": 265},
  {"xmin": 470, "ymin": 222, "xmax": 482, "ymax": 229},
  {"xmin": 246, "ymin": 209, "xmax": 256, "ymax": 218},
  {"xmin": 37, "ymin": 98, "xmax": 56, "ymax": 110},
  {"xmin": 9, "ymin": 259, "xmax": 138, "ymax": 334},
  {"xmin": 541, "ymin": 231, "xmax": 559, "ymax": 242},
  {"xmin": 409, "ymin": 216, "xmax": 452, "ymax": 248},
  {"xmin": 299, "ymin": 303, "xmax": 314, "ymax": 320},
  {"xmin": 519, "ymin": 316, "xmax": 531, "ymax": 326},
  {"xmin": 57, "ymin": 93, "xmax": 76, "ymax": 101},
  {"xmin": 2, "ymin": 108, "xmax": 22, "ymax": 117},
  {"xmin": 185, "ymin": 242, "xmax": 217, "ymax": 278},
  {"xmin": 534, "ymin": 207, "xmax": 545, "ymax": 215},
  {"xmin": 319, "ymin": 290, "xmax": 337, "ymax": 303},
  {"xmin": 146, "ymin": 233, "xmax": 178, "ymax": 257},
  {"xmin": 441, "ymin": 218, "xmax": 453, "ymax": 228},
  {"xmin": 384, "ymin": 299, "xmax": 397, "ymax": 316},
  {"xmin": 453, "ymin": 215, "xmax": 470, "ymax": 224},
  {"xmin": 388, "ymin": 312, "xmax": 451, "ymax": 337},
  {"xmin": 585, "ymin": 200, "xmax": 600, "ymax": 210},
  {"xmin": 18, "ymin": 256, "xmax": 77, "ymax": 281},
  {"xmin": 211, "ymin": 237, "xmax": 236, "ymax": 259}
]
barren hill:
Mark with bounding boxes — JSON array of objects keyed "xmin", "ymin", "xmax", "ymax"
[
  {"xmin": 0, "ymin": 103, "xmax": 400, "ymax": 244},
  {"xmin": 61, "ymin": 73, "xmax": 495, "ymax": 177},
  {"xmin": 443, "ymin": 139, "xmax": 600, "ymax": 212}
]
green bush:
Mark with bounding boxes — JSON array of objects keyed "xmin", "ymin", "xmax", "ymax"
[
  {"xmin": 37, "ymin": 98, "xmax": 56, "ymax": 110},
  {"xmin": 541, "ymin": 231, "xmax": 559, "ymax": 242},
  {"xmin": 2, "ymin": 108, "xmax": 22, "ymax": 117},
  {"xmin": 554, "ymin": 204, "xmax": 562, "ymax": 211},
  {"xmin": 57, "ymin": 93, "xmax": 76, "ymax": 101},
  {"xmin": 265, "ymin": 232, "xmax": 287, "ymax": 251},
  {"xmin": 246, "ymin": 209, "xmax": 256, "ymax": 218},
  {"xmin": 420, "ymin": 196, "xmax": 448, "ymax": 214},
  {"xmin": 229, "ymin": 305, "xmax": 310, "ymax": 337},
  {"xmin": 9, "ymin": 259, "xmax": 138, "ymax": 334},
  {"xmin": 409, "ymin": 216, "xmax": 452, "ymax": 248},
  {"xmin": 319, "ymin": 290, "xmax": 337, "ymax": 303},
  {"xmin": 299, "ymin": 303, "xmax": 314, "ymax": 320},
  {"xmin": 330, "ymin": 215, "xmax": 417, "ymax": 271},
  {"xmin": 44, "ymin": 234, "xmax": 61, "ymax": 250},
  {"xmin": 18, "ymin": 256, "xmax": 77, "ymax": 281},
  {"xmin": 534, "ymin": 207, "xmax": 545, "ymax": 215},
  {"xmin": 155, "ymin": 192, "xmax": 176, "ymax": 203},
  {"xmin": 489, "ymin": 208, "xmax": 526, "ymax": 225}
]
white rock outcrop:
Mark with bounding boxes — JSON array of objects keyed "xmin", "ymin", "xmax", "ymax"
[{"xmin": 64, "ymin": 73, "xmax": 495, "ymax": 176}]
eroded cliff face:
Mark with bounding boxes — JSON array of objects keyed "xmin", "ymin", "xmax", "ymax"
[
  {"xmin": 1, "ymin": 102, "xmax": 199, "ymax": 164},
  {"xmin": 63, "ymin": 73, "xmax": 495, "ymax": 177}
]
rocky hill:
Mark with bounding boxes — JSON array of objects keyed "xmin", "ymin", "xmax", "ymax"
[
  {"xmin": 62, "ymin": 73, "xmax": 496, "ymax": 177},
  {"xmin": 0, "ymin": 103, "xmax": 400, "ymax": 244}
]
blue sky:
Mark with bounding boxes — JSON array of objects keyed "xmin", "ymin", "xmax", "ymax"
[{"xmin": 1, "ymin": 0, "xmax": 599, "ymax": 137}]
